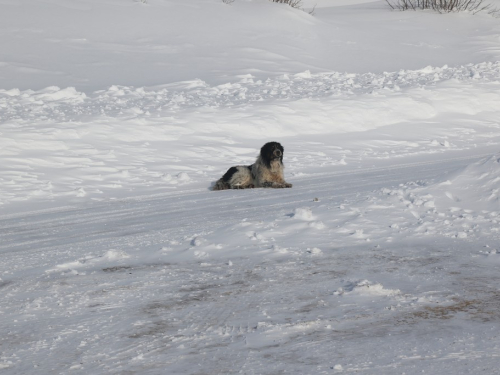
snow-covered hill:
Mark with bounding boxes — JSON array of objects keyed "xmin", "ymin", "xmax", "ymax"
[
  {"xmin": 1, "ymin": 0, "xmax": 500, "ymax": 92},
  {"xmin": 1, "ymin": 1, "xmax": 500, "ymax": 374}
]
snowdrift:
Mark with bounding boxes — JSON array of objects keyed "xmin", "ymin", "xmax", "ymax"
[{"xmin": 431, "ymin": 153, "xmax": 500, "ymax": 212}]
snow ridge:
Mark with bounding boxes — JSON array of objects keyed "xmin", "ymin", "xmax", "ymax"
[{"xmin": 1, "ymin": 61, "xmax": 499, "ymax": 124}]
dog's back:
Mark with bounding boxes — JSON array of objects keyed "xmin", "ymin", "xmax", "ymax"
[{"xmin": 212, "ymin": 165, "xmax": 254, "ymax": 190}]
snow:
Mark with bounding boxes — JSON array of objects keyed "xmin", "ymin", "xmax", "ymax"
[
  {"xmin": 2, "ymin": 0, "xmax": 500, "ymax": 374},
  {"xmin": 2, "ymin": 61, "xmax": 500, "ymax": 211},
  {"xmin": 2, "ymin": 0, "xmax": 500, "ymax": 91}
]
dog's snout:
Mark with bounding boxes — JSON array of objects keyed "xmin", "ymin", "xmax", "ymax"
[{"xmin": 274, "ymin": 149, "xmax": 282, "ymax": 157}]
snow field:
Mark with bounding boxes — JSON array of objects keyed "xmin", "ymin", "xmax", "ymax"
[
  {"xmin": 3, "ymin": 0, "xmax": 500, "ymax": 92},
  {"xmin": 2, "ymin": 62, "xmax": 500, "ymax": 374}
]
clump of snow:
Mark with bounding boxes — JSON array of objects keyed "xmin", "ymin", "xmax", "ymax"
[
  {"xmin": 335, "ymin": 280, "xmax": 401, "ymax": 297},
  {"xmin": 177, "ymin": 172, "xmax": 190, "ymax": 182},
  {"xmin": 307, "ymin": 247, "xmax": 322, "ymax": 255},
  {"xmin": 293, "ymin": 207, "xmax": 315, "ymax": 221},
  {"xmin": 309, "ymin": 221, "xmax": 325, "ymax": 229},
  {"xmin": 49, "ymin": 249, "xmax": 130, "ymax": 275},
  {"xmin": 102, "ymin": 249, "xmax": 130, "ymax": 261}
]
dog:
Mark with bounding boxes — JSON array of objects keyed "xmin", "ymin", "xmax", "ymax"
[{"xmin": 212, "ymin": 142, "xmax": 293, "ymax": 190}]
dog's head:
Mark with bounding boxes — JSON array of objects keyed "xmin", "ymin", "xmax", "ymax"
[{"xmin": 260, "ymin": 141, "xmax": 284, "ymax": 167}]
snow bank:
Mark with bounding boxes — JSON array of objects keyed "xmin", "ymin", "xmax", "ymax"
[
  {"xmin": 375, "ymin": 152, "xmax": 500, "ymax": 242},
  {"xmin": 387, "ymin": 152, "xmax": 500, "ymax": 216},
  {"xmin": 430, "ymin": 153, "xmax": 500, "ymax": 212}
]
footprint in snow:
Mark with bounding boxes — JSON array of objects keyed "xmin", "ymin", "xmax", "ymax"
[{"xmin": 272, "ymin": 245, "xmax": 288, "ymax": 254}]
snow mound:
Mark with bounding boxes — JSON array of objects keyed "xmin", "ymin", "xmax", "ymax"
[
  {"xmin": 431, "ymin": 153, "xmax": 500, "ymax": 212},
  {"xmin": 378, "ymin": 153, "xmax": 500, "ymax": 242}
]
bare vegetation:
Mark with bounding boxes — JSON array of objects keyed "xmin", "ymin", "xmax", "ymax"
[
  {"xmin": 223, "ymin": 0, "xmax": 316, "ymax": 14},
  {"xmin": 386, "ymin": 0, "xmax": 498, "ymax": 14},
  {"xmin": 271, "ymin": 0, "xmax": 303, "ymax": 8}
]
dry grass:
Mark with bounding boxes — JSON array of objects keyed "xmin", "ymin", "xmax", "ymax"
[
  {"xmin": 386, "ymin": 0, "xmax": 497, "ymax": 14},
  {"xmin": 271, "ymin": 0, "xmax": 303, "ymax": 9}
]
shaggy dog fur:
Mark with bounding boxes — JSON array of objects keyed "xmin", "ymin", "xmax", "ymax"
[{"xmin": 212, "ymin": 142, "xmax": 293, "ymax": 190}]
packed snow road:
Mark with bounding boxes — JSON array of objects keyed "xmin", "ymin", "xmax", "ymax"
[{"xmin": 1, "ymin": 150, "xmax": 500, "ymax": 374}]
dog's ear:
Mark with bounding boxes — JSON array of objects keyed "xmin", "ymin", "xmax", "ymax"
[{"xmin": 260, "ymin": 142, "xmax": 273, "ymax": 168}]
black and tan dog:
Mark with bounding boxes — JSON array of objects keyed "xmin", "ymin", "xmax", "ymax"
[{"xmin": 212, "ymin": 142, "xmax": 292, "ymax": 190}]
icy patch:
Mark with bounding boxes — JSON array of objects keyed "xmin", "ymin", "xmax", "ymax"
[{"xmin": 177, "ymin": 172, "xmax": 190, "ymax": 182}]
